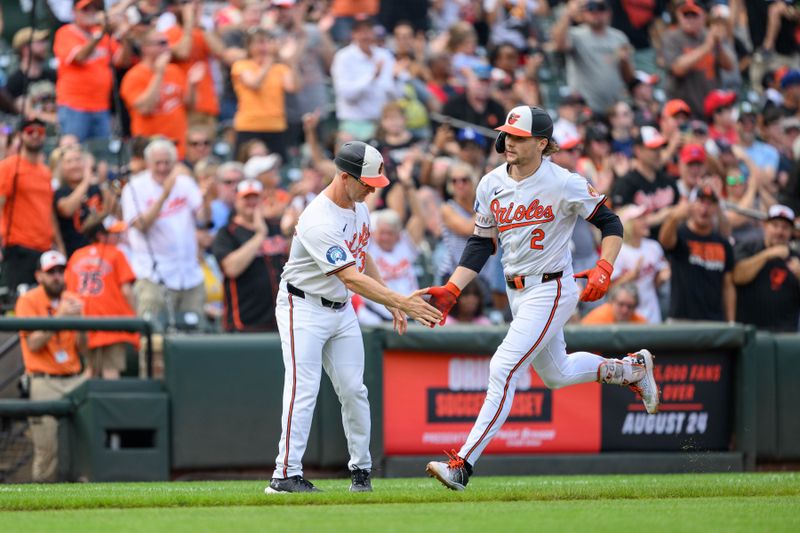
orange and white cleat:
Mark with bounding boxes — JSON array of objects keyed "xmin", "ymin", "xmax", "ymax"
[{"xmin": 426, "ymin": 450, "xmax": 471, "ymax": 491}]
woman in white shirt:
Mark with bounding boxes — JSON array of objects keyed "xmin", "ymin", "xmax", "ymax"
[{"xmin": 611, "ymin": 205, "xmax": 671, "ymax": 323}]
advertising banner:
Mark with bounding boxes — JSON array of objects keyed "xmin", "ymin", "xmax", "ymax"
[
  {"xmin": 600, "ymin": 352, "xmax": 733, "ymax": 451},
  {"xmin": 383, "ymin": 350, "xmax": 601, "ymax": 455}
]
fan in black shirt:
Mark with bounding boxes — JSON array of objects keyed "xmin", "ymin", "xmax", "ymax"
[
  {"xmin": 733, "ymin": 205, "xmax": 800, "ymax": 332},
  {"xmin": 7, "ymin": 27, "xmax": 57, "ymax": 102},
  {"xmin": 212, "ymin": 179, "xmax": 288, "ymax": 332},
  {"xmin": 440, "ymin": 66, "xmax": 505, "ymax": 151},
  {"xmin": 611, "ymin": 126, "xmax": 678, "ymax": 238},
  {"xmin": 659, "ymin": 185, "xmax": 735, "ymax": 322}
]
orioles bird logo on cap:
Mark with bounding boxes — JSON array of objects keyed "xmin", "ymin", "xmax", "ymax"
[{"xmin": 507, "ymin": 113, "xmax": 521, "ymax": 125}]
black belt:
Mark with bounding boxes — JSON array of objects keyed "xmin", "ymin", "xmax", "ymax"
[
  {"xmin": 29, "ymin": 372, "xmax": 81, "ymax": 379},
  {"xmin": 505, "ymin": 271, "xmax": 562, "ymax": 290},
  {"xmin": 287, "ymin": 283, "xmax": 347, "ymax": 310}
]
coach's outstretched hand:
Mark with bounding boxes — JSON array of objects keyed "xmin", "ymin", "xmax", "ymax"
[
  {"xmin": 425, "ymin": 282, "xmax": 461, "ymax": 326},
  {"xmin": 386, "ymin": 305, "xmax": 408, "ymax": 335},
  {"xmin": 574, "ymin": 259, "xmax": 613, "ymax": 302},
  {"xmin": 401, "ymin": 289, "xmax": 444, "ymax": 328}
]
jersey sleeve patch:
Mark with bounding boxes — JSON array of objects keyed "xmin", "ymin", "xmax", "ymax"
[{"xmin": 325, "ymin": 245, "xmax": 348, "ymax": 265}]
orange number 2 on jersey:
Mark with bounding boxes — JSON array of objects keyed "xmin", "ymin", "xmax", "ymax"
[{"xmin": 530, "ymin": 229, "xmax": 545, "ymax": 250}]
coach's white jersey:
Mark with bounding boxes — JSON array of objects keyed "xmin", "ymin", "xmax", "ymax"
[
  {"xmin": 474, "ymin": 159, "xmax": 605, "ymax": 276},
  {"xmin": 282, "ymin": 193, "xmax": 371, "ymax": 302}
]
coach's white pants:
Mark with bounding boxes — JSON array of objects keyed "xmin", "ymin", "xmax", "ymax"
[
  {"xmin": 272, "ymin": 289, "xmax": 372, "ymax": 479},
  {"xmin": 458, "ymin": 275, "xmax": 604, "ymax": 465}
]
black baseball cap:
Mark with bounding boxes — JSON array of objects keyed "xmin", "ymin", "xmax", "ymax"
[
  {"xmin": 19, "ymin": 117, "xmax": 46, "ymax": 131},
  {"xmin": 586, "ymin": 0, "xmax": 608, "ymax": 11},
  {"xmin": 334, "ymin": 141, "xmax": 389, "ymax": 188}
]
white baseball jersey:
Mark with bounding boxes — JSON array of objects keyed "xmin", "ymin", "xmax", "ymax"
[
  {"xmin": 612, "ymin": 239, "xmax": 668, "ymax": 323},
  {"xmin": 281, "ymin": 193, "xmax": 371, "ymax": 302},
  {"xmin": 121, "ymin": 171, "xmax": 204, "ymax": 290},
  {"xmin": 474, "ymin": 160, "xmax": 606, "ymax": 276}
]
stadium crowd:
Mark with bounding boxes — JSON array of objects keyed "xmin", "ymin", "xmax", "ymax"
[{"xmin": 0, "ymin": 0, "xmax": 799, "ymax": 390}]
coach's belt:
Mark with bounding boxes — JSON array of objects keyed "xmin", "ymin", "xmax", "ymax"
[
  {"xmin": 29, "ymin": 372, "xmax": 81, "ymax": 379},
  {"xmin": 287, "ymin": 283, "xmax": 347, "ymax": 310},
  {"xmin": 505, "ymin": 271, "xmax": 562, "ymax": 290}
]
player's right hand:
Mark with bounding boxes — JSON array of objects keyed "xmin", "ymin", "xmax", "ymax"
[
  {"xmin": 424, "ymin": 282, "xmax": 461, "ymax": 326},
  {"xmin": 403, "ymin": 289, "xmax": 444, "ymax": 328}
]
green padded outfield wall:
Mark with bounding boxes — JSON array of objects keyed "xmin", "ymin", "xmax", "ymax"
[
  {"xmin": 68, "ymin": 380, "xmax": 169, "ymax": 482},
  {"xmin": 774, "ymin": 334, "xmax": 800, "ymax": 460},
  {"xmin": 164, "ymin": 334, "xmax": 351, "ymax": 470},
  {"xmin": 164, "ymin": 335, "xmax": 283, "ymax": 469},
  {"xmin": 160, "ymin": 325, "xmax": 800, "ymax": 472}
]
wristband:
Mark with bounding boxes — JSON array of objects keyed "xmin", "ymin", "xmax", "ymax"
[{"xmin": 444, "ymin": 281, "xmax": 461, "ymax": 297}]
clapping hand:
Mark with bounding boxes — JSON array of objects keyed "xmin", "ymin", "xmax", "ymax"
[{"xmin": 187, "ymin": 62, "xmax": 206, "ymax": 85}]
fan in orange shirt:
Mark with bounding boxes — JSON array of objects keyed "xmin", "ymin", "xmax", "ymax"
[
  {"xmin": 65, "ymin": 217, "xmax": 140, "ymax": 379},
  {"xmin": 120, "ymin": 29, "xmax": 204, "ymax": 158},
  {"xmin": 0, "ymin": 118, "xmax": 59, "ymax": 296},
  {"xmin": 581, "ymin": 283, "xmax": 648, "ymax": 325},
  {"xmin": 231, "ymin": 27, "xmax": 299, "ymax": 162},
  {"xmin": 165, "ymin": 0, "xmax": 227, "ymax": 130},
  {"xmin": 53, "ymin": 0, "xmax": 133, "ymax": 141},
  {"xmin": 15, "ymin": 250, "xmax": 86, "ymax": 482}
]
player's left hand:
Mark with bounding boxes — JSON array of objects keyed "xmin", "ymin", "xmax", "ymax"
[
  {"xmin": 574, "ymin": 259, "xmax": 613, "ymax": 302},
  {"xmin": 386, "ymin": 306, "xmax": 407, "ymax": 335}
]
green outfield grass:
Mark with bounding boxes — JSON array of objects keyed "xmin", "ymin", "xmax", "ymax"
[{"xmin": 1, "ymin": 473, "xmax": 799, "ymax": 532}]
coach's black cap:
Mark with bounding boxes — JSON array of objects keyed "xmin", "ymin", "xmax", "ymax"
[
  {"xmin": 495, "ymin": 105, "xmax": 553, "ymax": 140},
  {"xmin": 334, "ymin": 141, "xmax": 390, "ymax": 188}
]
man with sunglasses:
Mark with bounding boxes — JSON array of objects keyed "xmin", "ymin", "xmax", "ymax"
[
  {"xmin": 266, "ymin": 141, "xmax": 442, "ymax": 494},
  {"xmin": 183, "ymin": 125, "xmax": 214, "ymax": 171},
  {"xmin": 0, "ymin": 118, "xmax": 61, "ymax": 298},
  {"xmin": 15, "ymin": 251, "xmax": 87, "ymax": 481},
  {"xmin": 661, "ymin": 0, "xmax": 735, "ymax": 117}
]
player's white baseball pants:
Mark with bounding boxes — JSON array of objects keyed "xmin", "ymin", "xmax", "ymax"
[
  {"xmin": 458, "ymin": 274, "xmax": 605, "ymax": 465},
  {"xmin": 272, "ymin": 288, "xmax": 372, "ymax": 479}
]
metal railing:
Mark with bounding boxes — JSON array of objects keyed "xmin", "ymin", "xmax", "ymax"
[{"xmin": 0, "ymin": 317, "xmax": 156, "ymax": 378}]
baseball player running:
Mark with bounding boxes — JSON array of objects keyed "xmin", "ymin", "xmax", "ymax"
[
  {"xmin": 425, "ymin": 106, "xmax": 660, "ymax": 491},
  {"xmin": 266, "ymin": 141, "xmax": 442, "ymax": 494}
]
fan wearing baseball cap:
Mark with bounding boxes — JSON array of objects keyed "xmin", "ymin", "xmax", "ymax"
[
  {"xmin": 211, "ymin": 178, "xmax": 288, "ymax": 333},
  {"xmin": 15, "ymin": 249, "xmax": 86, "ymax": 482},
  {"xmin": 6, "ymin": 27, "xmax": 55, "ymax": 103},
  {"xmin": 661, "ymin": 0, "xmax": 735, "ymax": 117},
  {"xmin": 65, "ymin": 217, "xmax": 139, "ymax": 380},
  {"xmin": 732, "ymin": 204, "xmax": 800, "ymax": 332},
  {"xmin": 704, "ymin": 90, "xmax": 738, "ymax": 144},
  {"xmin": 53, "ymin": 0, "xmax": 126, "ymax": 142},
  {"xmin": 611, "ymin": 126, "xmax": 678, "ymax": 239},
  {"xmin": 676, "ymin": 144, "xmax": 707, "ymax": 198},
  {"xmin": 659, "ymin": 182, "xmax": 736, "ymax": 322},
  {"xmin": 552, "ymin": 0, "xmax": 634, "ymax": 113}
]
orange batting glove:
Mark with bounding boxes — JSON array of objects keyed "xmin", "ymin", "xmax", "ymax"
[
  {"xmin": 574, "ymin": 259, "xmax": 613, "ymax": 302},
  {"xmin": 425, "ymin": 282, "xmax": 461, "ymax": 326}
]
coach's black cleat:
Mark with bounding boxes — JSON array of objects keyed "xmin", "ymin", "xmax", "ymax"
[
  {"xmin": 265, "ymin": 476, "xmax": 321, "ymax": 494},
  {"xmin": 426, "ymin": 450, "xmax": 472, "ymax": 491},
  {"xmin": 349, "ymin": 467, "xmax": 373, "ymax": 492}
]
